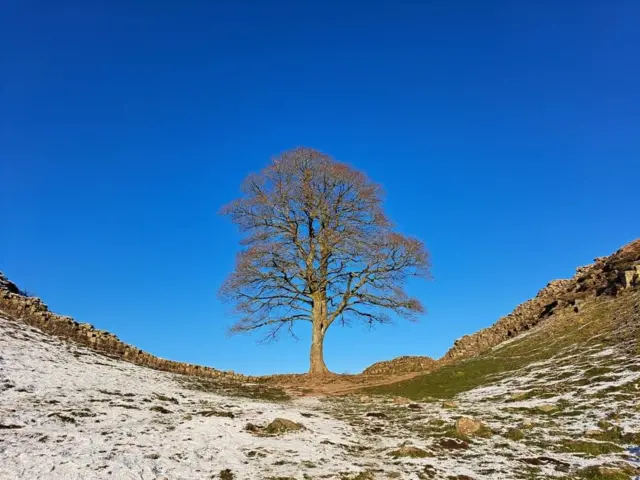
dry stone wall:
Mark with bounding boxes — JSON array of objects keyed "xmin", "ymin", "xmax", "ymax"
[
  {"xmin": 0, "ymin": 274, "xmax": 253, "ymax": 382},
  {"xmin": 441, "ymin": 239, "xmax": 640, "ymax": 362}
]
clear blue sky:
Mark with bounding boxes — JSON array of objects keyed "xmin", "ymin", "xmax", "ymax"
[{"xmin": 1, "ymin": 1, "xmax": 638, "ymax": 375}]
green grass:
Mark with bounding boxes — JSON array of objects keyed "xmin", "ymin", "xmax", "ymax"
[
  {"xmin": 219, "ymin": 469, "xmax": 234, "ymax": 480},
  {"xmin": 556, "ymin": 439, "xmax": 623, "ymax": 456},
  {"xmin": 364, "ymin": 296, "xmax": 637, "ymax": 399},
  {"xmin": 507, "ymin": 389, "xmax": 558, "ymax": 402},
  {"xmin": 587, "ymin": 425, "xmax": 640, "ymax": 444},
  {"xmin": 364, "ymin": 341, "xmax": 563, "ymax": 399},
  {"xmin": 583, "ymin": 366, "xmax": 614, "ymax": 378},
  {"xmin": 574, "ymin": 466, "xmax": 632, "ymax": 480},
  {"xmin": 503, "ymin": 428, "xmax": 525, "ymax": 441}
]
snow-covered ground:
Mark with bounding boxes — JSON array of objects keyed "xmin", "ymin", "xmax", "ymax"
[
  {"xmin": 0, "ymin": 314, "xmax": 374, "ymax": 479},
  {"xmin": 1, "ymin": 312, "xmax": 639, "ymax": 479}
]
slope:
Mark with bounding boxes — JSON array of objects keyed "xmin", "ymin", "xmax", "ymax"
[
  {"xmin": 3, "ymin": 295, "xmax": 640, "ymax": 479},
  {"xmin": 2, "ymin": 239, "xmax": 640, "ymax": 478},
  {"xmin": 366, "ymin": 288, "xmax": 639, "ymax": 399}
]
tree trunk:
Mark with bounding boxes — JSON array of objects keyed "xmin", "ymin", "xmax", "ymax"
[{"xmin": 309, "ymin": 295, "xmax": 330, "ymax": 376}]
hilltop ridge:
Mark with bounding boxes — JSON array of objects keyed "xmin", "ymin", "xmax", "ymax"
[{"xmin": 443, "ymin": 238, "xmax": 640, "ymax": 361}]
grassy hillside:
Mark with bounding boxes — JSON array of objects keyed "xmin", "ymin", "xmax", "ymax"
[{"xmin": 366, "ymin": 290, "xmax": 639, "ymax": 399}]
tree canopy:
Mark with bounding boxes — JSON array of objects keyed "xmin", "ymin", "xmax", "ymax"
[{"xmin": 220, "ymin": 147, "xmax": 430, "ymax": 374}]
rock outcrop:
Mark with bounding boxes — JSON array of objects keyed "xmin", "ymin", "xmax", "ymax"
[
  {"xmin": 0, "ymin": 274, "xmax": 22, "ymax": 295},
  {"xmin": 363, "ymin": 355, "xmax": 438, "ymax": 375},
  {"xmin": 442, "ymin": 238, "xmax": 640, "ymax": 363},
  {"xmin": 0, "ymin": 272, "xmax": 252, "ymax": 382},
  {"xmin": 361, "ymin": 239, "xmax": 640, "ymax": 374}
]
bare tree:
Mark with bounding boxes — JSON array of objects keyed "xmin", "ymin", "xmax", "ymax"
[{"xmin": 220, "ymin": 148, "xmax": 430, "ymax": 375}]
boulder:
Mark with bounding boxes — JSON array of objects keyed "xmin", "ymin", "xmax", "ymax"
[
  {"xmin": 264, "ymin": 418, "xmax": 304, "ymax": 435},
  {"xmin": 0, "ymin": 273, "xmax": 22, "ymax": 295},
  {"xmin": 389, "ymin": 445, "xmax": 431, "ymax": 458},
  {"xmin": 620, "ymin": 268, "xmax": 639, "ymax": 288},
  {"xmin": 455, "ymin": 417, "xmax": 485, "ymax": 436}
]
